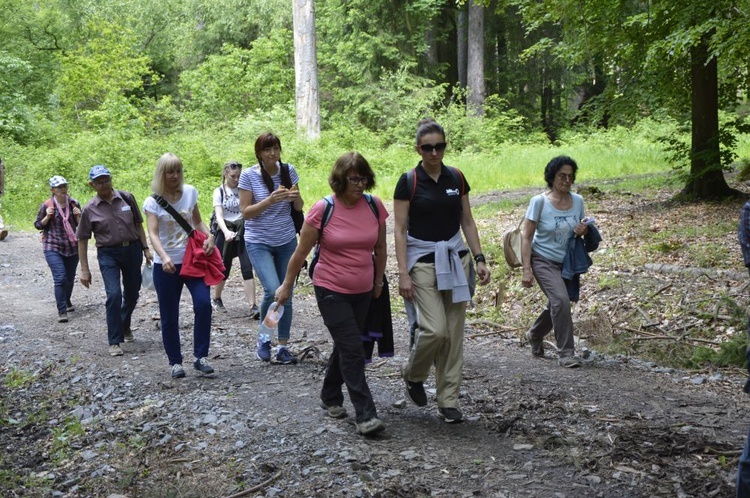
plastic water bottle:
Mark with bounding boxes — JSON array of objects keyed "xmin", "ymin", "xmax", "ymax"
[{"xmin": 263, "ymin": 302, "xmax": 284, "ymax": 328}]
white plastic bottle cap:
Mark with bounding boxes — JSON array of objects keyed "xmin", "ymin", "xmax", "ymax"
[{"xmin": 263, "ymin": 302, "xmax": 285, "ymax": 328}]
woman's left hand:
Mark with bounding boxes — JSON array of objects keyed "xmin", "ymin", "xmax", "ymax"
[
  {"xmin": 373, "ymin": 285, "xmax": 384, "ymax": 299},
  {"xmin": 72, "ymin": 206, "xmax": 81, "ymax": 217},
  {"xmin": 476, "ymin": 262, "xmax": 491, "ymax": 285},
  {"xmin": 573, "ymin": 221, "xmax": 588, "ymax": 237},
  {"xmin": 203, "ymin": 234, "xmax": 215, "ymax": 255}
]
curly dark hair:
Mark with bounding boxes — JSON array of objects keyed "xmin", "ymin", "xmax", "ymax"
[
  {"xmin": 328, "ymin": 152, "xmax": 376, "ymax": 195},
  {"xmin": 544, "ymin": 155, "xmax": 578, "ymax": 188}
]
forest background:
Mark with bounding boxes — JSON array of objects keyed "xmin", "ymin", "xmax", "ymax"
[{"xmin": 3, "ymin": 0, "xmax": 750, "ymax": 367}]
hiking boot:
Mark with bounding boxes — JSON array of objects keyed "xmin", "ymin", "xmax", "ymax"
[
  {"xmin": 109, "ymin": 344, "xmax": 123, "ymax": 357},
  {"xmin": 438, "ymin": 407, "xmax": 464, "ymax": 424},
  {"xmin": 66, "ymin": 301, "xmax": 75, "ymax": 312},
  {"xmin": 275, "ymin": 347, "xmax": 298, "ymax": 365},
  {"xmin": 356, "ymin": 417, "xmax": 386, "ymax": 436},
  {"xmin": 211, "ymin": 298, "xmax": 227, "ymax": 312},
  {"xmin": 320, "ymin": 400, "xmax": 347, "ymax": 419},
  {"xmin": 250, "ymin": 305, "xmax": 260, "ymax": 320},
  {"xmin": 404, "ymin": 379, "xmax": 427, "ymax": 407},
  {"xmin": 193, "ymin": 357, "xmax": 215, "ymax": 374},
  {"xmin": 58, "ymin": 312, "xmax": 69, "ymax": 323},
  {"xmin": 558, "ymin": 355, "xmax": 582, "ymax": 368},
  {"xmin": 123, "ymin": 329, "xmax": 135, "ymax": 343},
  {"xmin": 525, "ymin": 330, "xmax": 544, "ymax": 358},
  {"xmin": 171, "ymin": 364, "xmax": 186, "ymax": 379},
  {"xmin": 257, "ymin": 338, "xmax": 272, "ymax": 362}
]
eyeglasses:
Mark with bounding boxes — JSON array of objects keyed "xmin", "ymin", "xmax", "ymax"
[
  {"xmin": 419, "ymin": 142, "xmax": 447, "ymax": 153},
  {"xmin": 556, "ymin": 173, "xmax": 575, "ymax": 181},
  {"xmin": 347, "ymin": 176, "xmax": 369, "ymax": 186},
  {"xmin": 93, "ymin": 177, "xmax": 111, "ymax": 186},
  {"xmin": 228, "ymin": 162, "xmax": 242, "ymax": 169}
]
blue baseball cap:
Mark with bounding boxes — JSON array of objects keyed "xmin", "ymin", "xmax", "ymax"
[
  {"xmin": 89, "ymin": 165, "xmax": 111, "ymax": 180},
  {"xmin": 49, "ymin": 175, "xmax": 68, "ymax": 187}
]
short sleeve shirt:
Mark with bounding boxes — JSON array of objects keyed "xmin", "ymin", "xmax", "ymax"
[
  {"xmin": 525, "ymin": 193, "xmax": 585, "ymax": 263},
  {"xmin": 393, "ymin": 163, "xmax": 470, "ymax": 242},
  {"xmin": 306, "ymin": 195, "xmax": 389, "ymax": 294},
  {"xmin": 142, "ymin": 185, "xmax": 199, "ymax": 265},
  {"xmin": 238, "ymin": 163, "xmax": 299, "ymax": 247},
  {"xmin": 213, "ymin": 185, "xmax": 242, "ymax": 223},
  {"xmin": 76, "ymin": 190, "xmax": 143, "ymax": 247}
]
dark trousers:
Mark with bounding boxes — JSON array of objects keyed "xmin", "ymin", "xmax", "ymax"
[
  {"xmin": 97, "ymin": 244, "xmax": 143, "ymax": 345},
  {"xmin": 43, "ymin": 250, "xmax": 78, "ymax": 315},
  {"xmin": 315, "ymin": 286, "xmax": 377, "ymax": 423},
  {"xmin": 153, "ymin": 263, "xmax": 212, "ymax": 366}
]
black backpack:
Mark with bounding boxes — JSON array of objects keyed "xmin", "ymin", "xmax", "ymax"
[{"xmin": 308, "ymin": 194, "xmax": 379, "ymax": 279}]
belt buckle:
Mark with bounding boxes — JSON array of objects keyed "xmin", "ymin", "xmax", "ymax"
[{"xmin": 122, "ymin": 240, "xmax": 131, "ymax": 247}]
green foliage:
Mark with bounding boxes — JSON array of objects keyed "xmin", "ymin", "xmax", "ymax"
[
  {"xmin": 0, "ymin": 52, "xmax": 34, "ymax": 140},
  {"xmin": 3, "ymin": 368, "xmax": 35, "ymax": 389},
  {"xmin": 179, "ymin": 33, "xmax": 294, "ymax": 124},
  {"xmin": 56, "ymin": 15, "xmax": 157, "ymax": 130},
  {"xmin": 688, "ymin": 334, "xmax": 747, "ymax": 369}
]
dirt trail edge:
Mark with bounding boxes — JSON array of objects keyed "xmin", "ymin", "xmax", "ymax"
[{"xmin": 0, "ymin": 223, "xmax": 746, "ymax": 497}]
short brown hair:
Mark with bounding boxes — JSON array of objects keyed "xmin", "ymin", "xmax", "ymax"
[{"xmin": 328, "ymin": 152, "xmax": 376, "ymax": 195}]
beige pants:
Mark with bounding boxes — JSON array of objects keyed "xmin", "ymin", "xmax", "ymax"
[{"xmin": 403, "ymin": 254, "xmax": 470, "ymax": 408}]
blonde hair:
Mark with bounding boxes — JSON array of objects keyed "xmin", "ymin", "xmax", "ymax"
[{"xmin": 151, "ymin": 152, "xmax": 183, "ymax": 195}]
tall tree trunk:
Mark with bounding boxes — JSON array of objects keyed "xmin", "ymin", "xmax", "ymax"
[
  {"xmin": 466, "ymin": 0, "xmax": 484, "ymax": 116},
  {"xmin": 293, "ymin": 0, "xmax": 320, "ymax": 139},
  {"xmin": 683, "ymin": 29, "xmax": 733, "ymax": 199},
  {"xmin": 457, "ymin": 6, "xmax": 468, "ymax": 89}
]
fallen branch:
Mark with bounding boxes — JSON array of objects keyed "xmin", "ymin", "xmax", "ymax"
[
  {"xmin": 622, "ymin": 335, "xmax": 721, "ymax": 346},
  {"xmin": 225, "ymin": 472, "xmax": 282, "ymax": 498},
  {"xmin": 466, "ymin": 328, "xmax": 523, "ymax": 339},
  {"xmin": 648, "ymin": 282, "xmax": 672, "ymax": 299}
]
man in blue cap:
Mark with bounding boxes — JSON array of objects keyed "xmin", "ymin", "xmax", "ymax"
[{"xmin": 76, "ymin": 165, "xmax": 152, "ymax": 357}]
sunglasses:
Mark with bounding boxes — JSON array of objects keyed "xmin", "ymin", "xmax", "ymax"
[
  {"xmin": 228, "ymin": 162, "xmax": 242, "ymax": 169},
  {"xmin": 347, "ymin": 176, "xmax": 369, "ymax": 186},
  {"xmin": 419, "ymin": 142, "xmax": 447, "ymax": 153}
]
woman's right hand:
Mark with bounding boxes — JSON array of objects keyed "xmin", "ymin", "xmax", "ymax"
[
  {"xmin": 223, "ymin": 228, "xmax": 236, "ymax": 241},
  {"xmin": 521, "ymin": 267, "xmax": 535, "ymax": 288},
  {"xmin": 398, "ymin": 272, "xmax": 415, "ymax": 302},
  {"xmin": 162, "ymin": 257, "xmax": 176, "ymax": 274},
  {"xmin": 268, "ymin": 186, "xmax": 291, "ymax": 204},
  {"xmin": 274, "ymin": 282, "xmax": 291, "ymax": 307},
  {"xmin": 46, "ymin": 206, "xmax": 55, "ymax": 217}
]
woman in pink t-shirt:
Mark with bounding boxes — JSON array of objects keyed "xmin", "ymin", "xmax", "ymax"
[{"xmin": 275, "ymin": 152, "xmax": 388, "ymax": 436}]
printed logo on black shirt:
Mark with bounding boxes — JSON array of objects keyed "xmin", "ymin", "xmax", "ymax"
[{"xmin": 445, "ymin": 188, "xmax": 460, "ymax": 196}]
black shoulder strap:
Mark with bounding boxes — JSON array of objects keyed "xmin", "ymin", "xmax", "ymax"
[
  {"xmin": 151, "ymin": 193, "xmax": 194, "ymax": 234},
  {"xmin": 363, "ymin": 193, "xmax": 379, "ymax": 220}
]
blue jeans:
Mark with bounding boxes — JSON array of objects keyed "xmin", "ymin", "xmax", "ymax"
[
  {"xmin": 153, "ymin": 263, "xmax": 212, "ymax": 366},
  {"xmin": 97, "ymin": 244, "xmax": 143, "ymax": 345},
  {"xmin": 44, "ymin": 250, "xmax": 79, "ymax": 315},
  {"xmin": 247, "ymin": 237, "xmax": 296, "ymax": 342},
  {"xmin": 739, "ymin": 426, "xmax": 750, "ymax": 497}
]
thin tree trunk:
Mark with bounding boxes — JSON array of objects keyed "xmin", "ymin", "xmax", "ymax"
[
  {"xmin": 684, "ymin": 28, "xmax": 733, "ymax": 199},
  {"xmin": 457, "ymin": 6, "xmax": 468, "ymax": 89},
  {"xmin": 293, "ymin": 0, "xmax": 320, "ymax": 139},
  {"xmin": 466, "ymin": 0, "xmax": 484, "ymax": 116}
]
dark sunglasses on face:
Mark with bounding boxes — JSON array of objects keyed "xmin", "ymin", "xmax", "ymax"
[
  {"xmin": 347, "ymin": 176, "xmax": 369, "ymax": 186},
  {"xmin": 419, "ymin": 142, "xmax": 447, "ymax": 153}
]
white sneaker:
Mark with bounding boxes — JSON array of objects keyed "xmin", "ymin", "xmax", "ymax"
[{"xmin": 171, "ymin": 364, "xmax": 186, "ymax": 378}]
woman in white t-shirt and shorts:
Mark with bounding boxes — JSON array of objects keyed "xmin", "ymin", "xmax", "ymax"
[{"xmin": 210, "ymin": 161, "xmax": 259, "ymax": 319}]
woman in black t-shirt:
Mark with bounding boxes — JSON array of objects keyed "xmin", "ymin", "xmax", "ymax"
[{"xmin": 393, "ymin": 119, "xmax": 491, "ymax": 424}]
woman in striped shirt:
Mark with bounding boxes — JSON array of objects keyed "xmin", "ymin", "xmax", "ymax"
[{"xmin": 239, "ymin": 132, "xmax": 304, "ymax": 365}]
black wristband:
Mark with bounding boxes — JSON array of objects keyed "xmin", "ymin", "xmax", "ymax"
[{"xmin": 474, "ymin": 253, "xmax": 486, "ymax": 264}]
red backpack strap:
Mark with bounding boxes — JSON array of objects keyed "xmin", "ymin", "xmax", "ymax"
[
  {"xmin": 448, "ymin": 167, "xmax": 466, "ymax": 196},
  {"xmin": 407, "ymin": 168, "xmax": 418, "ymax": 202}
]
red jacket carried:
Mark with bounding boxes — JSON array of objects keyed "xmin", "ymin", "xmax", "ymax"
[{"xmin": 180, "ymin": 230, "xmax": 226, "ymax": 286}]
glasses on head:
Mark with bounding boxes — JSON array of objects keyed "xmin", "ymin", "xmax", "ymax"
[
  {"xmin": 228, "ymin": 162, "xmax": 242, "ymax": 169},
  {"xmin": 347, "ymin": 176, "xmax": 369, "ymax": 186},
  {"xmin": 419, "ymin": 142, "xmax": 447, "ymax": 153},
  {"xmin": 556, "ymin": 172, "xmax": 575, "ymax": 182},
  {"xmin": 263, "ymin": 146, "xmax": 281, "ymax": 154}
]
